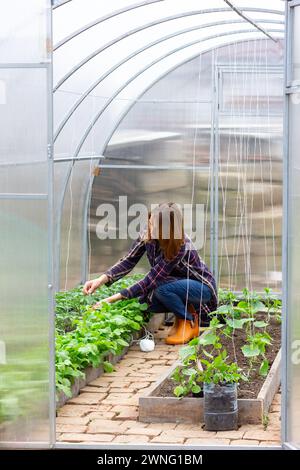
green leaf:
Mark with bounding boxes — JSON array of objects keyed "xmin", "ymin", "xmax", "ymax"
[
  {"xmin": 116, "ymin": 338, "xmax": 129, "ymax": 347},
  {"xmin": 103, "ymin": 361, "xmax": 114, "ymax": 373},
  {"xmin": 241, "ymin": 344, "xmax": 260, "ymax": 357},
  {"xmin": 226, "ymin": 318, "xmax": 252, "ymax": 329},
  {"xmin": 216, "ymin": 305, "xmax": 235, "ymax": 315},
  {"xmin": 191, "ymin": 384, "xmax": 201, "ymax": 394},
  {"xmin": 259, "ymin": 359, "xmax": 269, "ymax": 377},
  {"xmin": 254, "ymin": 321, "xmax": 268, "ymax": 328},
  {"xmin": 179, "ymin": 345, "xmax": 196, "ymax": 361},
  {"xmin": 182, "ymin": 367, "xmax": 198, "ymax": 377},
  {"xmin": 189, "ymin": 337, "xmax": 200, "ymax": 346},
  {"xmin": 174, "ymin": 385, "xmax": 186, "ymax": 398},
  {"xmin": 199, "ymin": 333, "xmax": 218, "ymax": 346}
]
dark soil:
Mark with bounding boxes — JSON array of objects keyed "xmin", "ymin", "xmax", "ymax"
[{"xmin": 156, "ymin": 314, "xmax": 281, "ymax": 400}]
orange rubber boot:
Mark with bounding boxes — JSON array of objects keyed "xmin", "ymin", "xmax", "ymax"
[
  {"xmin": 167, "ymin": 316, "xmax": 178, "ymax": 336},
  {"xmin": 187, "ymin": 304, "xmax": 209, "ymax": 333},
  {"xmin": 165, "ymin": 317, "xmax": 199, "ymax": 345}
]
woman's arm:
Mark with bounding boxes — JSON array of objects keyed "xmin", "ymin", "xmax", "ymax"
[
  {"xmin": 83, "ymin": 273, "xmax": 109, "ymax": 295},
  {"xmin": 119, "ymin": 243, "xmax": 186, "ymax": 300},
  {"xmin": 93, "ymin": 292, "xmax": 124, "ymax": 309},
  {"xmin": 103, "ymin": 234, "xmax": 146, "ymax": 284},
  {"xmin": 83, "ymin": 233, "xmax": 146, "ymax": 296}
]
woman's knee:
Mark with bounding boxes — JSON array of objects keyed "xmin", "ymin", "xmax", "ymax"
[
  {"xmin": 154, "ymin": 284, "xmax": 168, "ymax": 300},
  {"xmin": 201, "ymin": 284, "xmax": 212, "ymax": 302}
]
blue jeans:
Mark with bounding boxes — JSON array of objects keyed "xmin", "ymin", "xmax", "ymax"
[{"xmin": 150, "ymin": 279, "xmax": 212, "ymax": 323}]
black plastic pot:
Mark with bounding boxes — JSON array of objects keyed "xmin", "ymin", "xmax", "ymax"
[
  {"xmin": 192, "ymin": 389, "xmax": 204, "ymax": 398},
  {"xmin": 203, "ymin": 382, "xmax": 238, "ymax": 431}
]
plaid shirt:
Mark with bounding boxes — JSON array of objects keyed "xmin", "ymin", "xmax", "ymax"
[{"xmin": 104, "ymin": 232, "xmax": 218, "ymax": 315}]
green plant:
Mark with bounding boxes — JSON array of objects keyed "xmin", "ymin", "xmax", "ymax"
[
  {"xmin": 242, "ymin": 331, "xmax": 272, "ymax": 377},
  {"xmin": 173, "ymin": 287, "xmax": 281, "ymax": 399},
  {"xmin": 55, "ymin": 275, "xmax": 148, "ymax": 398},
  {"xmin": 213, "ymin": 290, "xmax": 275, "ymax": 377},
  {"xmin": 55, "ymin": 274, "xmax": 145, "ymax": 334},
  {"xmin": 200, "ymin": 350, "xmax": 245, "ymax": 386},
  {"xmin": 218, "ymin": 288, "xmax": 238, "ymax": 306},
  {"xmin": 172, "ymin": 318, "xmax": 247, "ymax": 398},
  {"xmin": 261, "ymin": 288, "xmax": 282, "ymax": 323},
  {"xmin": 262, "ymin": 413, "xmax": 269, "ymax": 430}
]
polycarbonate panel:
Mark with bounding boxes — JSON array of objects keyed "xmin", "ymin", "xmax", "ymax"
[
  {"xmin": 52, "ymin": 0, "xmax": 284, "ymax": 163},
  {"xmin": 285, "ymin": 96, "xmax": 300, "ymax": 449},
  {"xmin": 0, "ymin": 200, "xmax": 49, "ymax": 443},
  {"xmin": 53, "ymin": 9, "xmax": 241, "ymax": 85},
  {"xmin": 53, "ymin": 0, "xmax": 284, "ymax": 48},
  {"xmin": 0, "ymin": 68, "xmax": 48, "ymax": 193},
  {"xmin": 75, "ymin": 32, "xmax": 284, "ymax": 160},
  {"xmin": 86, "ymin": 39, "xmax": 283, "ymax": 294},
  {"xmin": 104, "ymin": 53, "xmax": 212, "ymax": 167},
  {"xmin": 53, "ymin": 28, "xmax": 278, "ymax": 159},
  {"xmin": 0, "ymin": 68, "xmax": 48, "ymax": 165},
  {"xmin": 0, "ymin": 0, "xmax": 49, "ymax": 63},
  {"xmin": 60, "ymin": 160, "xmax": 93, "ymax": 289},
  {"xmin": 216, "ymin": 40, "xmax": 283, "ymax": 292},
  {"xmin": 292, "ymin": 5, "xmax": 300, "ymax": 81},
  {"xmin": 54, "ymin": 160, "xmax": 73, "ymax": 290},
  {"xmin": 221, "ymin": 70, "xmax": 283, "ymax": 115},
  {"xmin": 88, "ymin": 168, "xmax": 211, "ymax": 277},
  {"xmin": 284, "ymin": 3, "xmax": 300, "ymax": 449},
  {"xmin": 0, "ymin": 1, "xmax": 52, "ymax": 447}
]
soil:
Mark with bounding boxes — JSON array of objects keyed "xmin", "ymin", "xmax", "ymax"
[{"xmin": 156, "ymin": 314, "xmax": 281, "ymax": 400}]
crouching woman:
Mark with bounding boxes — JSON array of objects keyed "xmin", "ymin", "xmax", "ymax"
[{"xmin": 83, "ymin": 203, "xmax": 217, "ymax": 345}]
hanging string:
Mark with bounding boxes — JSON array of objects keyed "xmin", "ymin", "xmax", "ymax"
[
  {"xmin": 181, "ymin": 51, "xmax": 203, "ymax": 342},
  {"xmin": 64, "ymin": 98, "xmax": 78, "ymax": 291},
  {"xmin": 247, "ymin": 38, "xmax": 263, "ymax": 295},
  {"xmin": 64, "ymin": 165, "xmax": 74, "ymax": 291},
  {"xmin": 233, "ymin": 38, "xmax": 248, "ymax": 291},
  {"xmin": 218, "ymin": 39, "xmax": 235, "ymax": 290},
  {"xmin": 265, "ymin": 38, "xmax": 278, "ymax": 290},
  {"xmin": 256, "ymin": 40, "xmax": 269, "ymax": 289},
  {"xmin": 87, "ymin": 94, "xmax": 97, "ymax": 280}
]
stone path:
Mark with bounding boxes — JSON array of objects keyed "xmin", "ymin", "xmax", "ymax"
[{"xmin": 57, "ymin": 326, "xmax": 281, "ymax": 447}]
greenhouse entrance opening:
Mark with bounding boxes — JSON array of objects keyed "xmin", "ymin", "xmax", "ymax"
[{"xmin": 1, "ymin": 0, "xmax": 300, "ymax": 451}]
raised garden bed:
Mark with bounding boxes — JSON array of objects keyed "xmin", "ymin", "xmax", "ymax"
[
  {"xmin": 139, "ymin": 312, "xmax": 281, "ymax": 425},
  {"xmin": 56, "ymin": 335, "xmax": 137, "ymax": 408},
  {"xmin": 55, "ymin": 275, "xmax": 149, "ymax": 408},
  {"xmin": 56, "ymin": 313, "xmax": 165, "ymax": 408}
]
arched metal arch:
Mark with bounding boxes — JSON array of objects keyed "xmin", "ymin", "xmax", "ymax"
[
  {"xmin": 54, "ymin": 5, "xmax": 284, "ymax": 51},
  {"xmin": 53, "ymin": 7, "xmax": 283, "ymax": 92},
  {"xmin": 54, "ymin": 17, "xmax": 284, "ymax": 141},
  {"xmin": 71, "ymin": 27, "xmax": 283, "ymax": 161},
  {"xmin": 53, "ymin": 0, "xmax": 164, "ymax": 50},
  {"xmin": 102, "ymin": 42, "xmax": 284, "ymax": 154},
  {"xmin": 79, "ymin": 34, "xmax": 284, "ymax": 281},
  {"xmin": 52, "ymin": 0, "xmax": 71, "ymax": 9}
]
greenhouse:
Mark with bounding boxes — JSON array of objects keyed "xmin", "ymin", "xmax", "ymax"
[{"xmin": 0, "ymin": 0, "xmax": 299, "ymax": 451}]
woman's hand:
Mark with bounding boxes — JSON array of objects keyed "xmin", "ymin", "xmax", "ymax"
[
  {"xmin": 83, "ymin": 274, "xmax": 108, "ymax": 295},
  {"xmin": 92, "ymin": 292, "xmax": 123, "ymax": 310}
]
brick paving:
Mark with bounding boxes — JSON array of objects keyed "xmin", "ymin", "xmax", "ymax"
[{"xmin": 57, "ymin": 325, "xmax": 281, "ymax": 447}]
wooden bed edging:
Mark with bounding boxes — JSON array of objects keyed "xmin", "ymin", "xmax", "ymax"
[{"xmin": 139, "ymin": 348, "xmax": 281, "ymax": 425}]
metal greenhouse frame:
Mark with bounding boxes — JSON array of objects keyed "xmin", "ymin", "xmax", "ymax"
[{"xmin": 1, "ymin": 0, "xmax": 300, "ymax": 451}]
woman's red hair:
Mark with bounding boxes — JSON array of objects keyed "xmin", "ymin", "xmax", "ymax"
[{"xmin": 146, "ymin": 202, "xmax": 184, "ymax": 260}]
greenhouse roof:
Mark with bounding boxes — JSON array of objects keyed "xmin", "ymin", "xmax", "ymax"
[{"xmin": 52, "ymin": 0, "xmax": 285, "ymax": 160}]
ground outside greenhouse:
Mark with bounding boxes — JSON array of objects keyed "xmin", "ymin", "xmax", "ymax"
[{"xmin": 56, "ymin": 325, "xmax": 281, "ymax": 447}]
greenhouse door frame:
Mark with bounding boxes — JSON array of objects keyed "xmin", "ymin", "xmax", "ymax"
[
  {"xmin": 56, "ymin": 66, "xmax": 286, "ymax": 451},
  {"xmin": 281, "ymin": 0, "xmax": 300, "ymax": 451},
  {"xmin": 55, "ymin": 58, "xmax": 286, "ymax": 451}
]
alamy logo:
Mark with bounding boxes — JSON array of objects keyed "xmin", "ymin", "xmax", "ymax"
[{"xmin": 95, "ymin": 197, "xmax": 205, "ymax": 249}]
